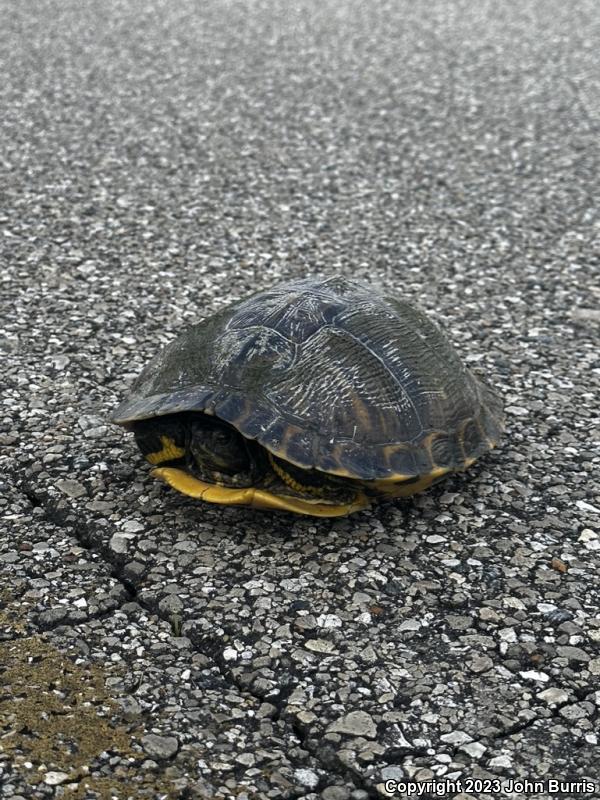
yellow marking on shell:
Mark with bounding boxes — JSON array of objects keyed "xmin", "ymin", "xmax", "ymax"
[
  {"xmin": 277, "ymin": 423, "xmax": 293, "ymax": 454},
  {"xmin": 371, "ymin": 473, "xmax": 441, "ymax": 498},
  {"xmin": 350, "ymin": 394, "xmax": 373, "ymax": 432},
  {"xmin": 267, "ymin": 422, "xmax": 329, "ymax": 474},
  {"xmin": 378, "ymin": 444, "xmax": 415, "ymax": 481},
  {"xmin": 267, "ymin": 452, "xmax": 326, "ymax": 498},
  {"xmin": 420, "ymin": 432, "xmax": 441, "ymax": 471},
  {"xmin": 326, "ymin": 443, "xmax": 356, "ymax": 478},
  {"xmin": 151, "ymin": 467, "xmax": 369, "ymax": 517},
  {"xmin": 372, "ymin": 472, "xmax": 415, "ymax": 484},
  {"xmin": 145, "ymin": 436, "xmax": 186, "ymax": 465}
]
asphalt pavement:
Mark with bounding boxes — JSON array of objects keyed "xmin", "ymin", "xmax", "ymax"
[{"xmin": 1, "ymin": 1, "xmax": 599, "ymax": 798}]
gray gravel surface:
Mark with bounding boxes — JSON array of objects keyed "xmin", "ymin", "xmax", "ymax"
[{"xmin": 2, "ymin": 0, "xmax": 599, "ymax": 798}]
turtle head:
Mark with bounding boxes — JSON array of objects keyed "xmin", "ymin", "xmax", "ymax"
[
  {"xmin": 187, "ymin": 415, "xmax": 256, "ymax": 481},
  {"xmin": 133, "ymin": 413, "xmax": 262, "ymax": 488},
  {"xmin": 132, "ymin": 413, "xmax": 368, "ymax": 516}
]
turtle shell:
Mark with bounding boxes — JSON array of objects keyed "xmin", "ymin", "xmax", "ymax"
[{"xmin": 112, "ymin": 276, "xmax": 504, "ymax": 481}]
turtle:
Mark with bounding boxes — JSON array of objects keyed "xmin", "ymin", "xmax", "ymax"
[{"xmin": 111, "ymin": 276, "xmax": 504, "ymax": 517}]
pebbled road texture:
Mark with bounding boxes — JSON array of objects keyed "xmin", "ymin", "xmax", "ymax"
[{"xmin": 1, "ymin": 1, "xmax": 599, "ymax": 798}]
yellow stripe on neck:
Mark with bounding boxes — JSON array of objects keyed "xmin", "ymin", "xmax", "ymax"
[
  {"xmin": 146, "ymin": 435, "xmax": 186, "ymax": 465},
  {"xmin": 267, "ymin": 452, "xmax": 326, "ymax": 497}
]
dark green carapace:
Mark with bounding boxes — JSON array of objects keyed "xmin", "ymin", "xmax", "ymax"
[{"xmin": 112, "ymin": 276, "xmax": 504, "ymax": 516}]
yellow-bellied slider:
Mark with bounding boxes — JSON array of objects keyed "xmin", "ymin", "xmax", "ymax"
[{"xmin": 111, "ymin": 276, "xmax": 504, "ymax": 517}]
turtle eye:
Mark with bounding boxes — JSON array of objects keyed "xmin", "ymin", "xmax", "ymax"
[
  {"xmin": 188, "ymin": 417, "xmax": 252, "ymax": 476},
  {"xmin": 214, "ymin": 429, "xmax": 231, "ymax": 442}
]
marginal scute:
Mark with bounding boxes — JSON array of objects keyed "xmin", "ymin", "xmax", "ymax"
[
  {"xmin": 427, "ymin": 434, "xmax": 452, "ymax": 470},
  {"xmin": 383, "ymin": 444, "xmax": 418, "ymax": 479},
  {"xmin": 460, "ymin": 419, "xmax": 482, "ymax": 461},
  {"xmin": 315, "ymin": 451, "xmax": 351, "ymax": 476},
  {"xmin": 112, "ymin": 386, "xmax": 214, "ymax": 425},
  {"xmin": 234, "ymin": 404, "xmax": 276, "ymax": 440},
  {"xmin": 271, "ymin": 424, "xmax": 316, "ymax": 469},
  {"xmin": 412, "ymin": 444, "xmax": 436, "ymax": 476},
  {"xmin": 213, "ymin": 393, "xmax": 248, "ymax": 427},
  {"xmin": 336, "ymin": 442, "xmax": 383, "ymax": 481},
  {"xmin": 257, "ymin": 417, "xmax": 289, "ymax": 453}
]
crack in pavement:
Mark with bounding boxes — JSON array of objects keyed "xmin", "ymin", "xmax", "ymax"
[
  {"xmin": 13, "ymin": 474, "xmax": 598, "ymax": 795},
  {"xmin": 15, "ymin": 475, "xmax": 378, "ymax": 795}
]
